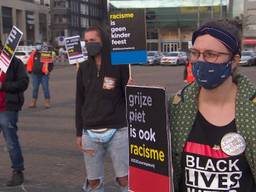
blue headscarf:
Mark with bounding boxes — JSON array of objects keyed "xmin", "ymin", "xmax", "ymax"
[{"xmin": 192, "ymin": 25, "xmax": 240, "ymax": 56}]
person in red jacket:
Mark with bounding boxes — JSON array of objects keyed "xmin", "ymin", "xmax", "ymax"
[
  {"xmin": 184, "ymin": 60, "xmax": 195, "ymax": 84},
  {"xmin": 26, "ymin": 45, "xmax": 53, "ymax": 108}
]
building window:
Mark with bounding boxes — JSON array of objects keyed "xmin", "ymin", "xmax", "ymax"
[
  {"xmin": 147, "ymin": 30, "xmax": 158, "ymax": 39},
  {"xmin": 39, "ymin": 13, "xmax": 47, "ymax": 41},
  {"xmin": 90, "ymin": 7, "xmax": 101, "ymax": 17},
  {"xmin": 54, "ymin": 15, "xmax": 67, "ymax": 24},
  {"xmin": 81, "ymin": 4, "xmax": 89, "ymax": 15},
  {"xmin": 54, "ymin": 0, "xmax": 66, "ymax": 8},
  {"xmin": 147, "ymin": 42, "xmax": 158, "ymax": 51},
  {"xmin": 81, "ymin": 17, "xmax": 89, "ymax": 28},
  {"xmin": 93, "ymin": 0, "xmax": 102, "ymax": 5},
  {"xmin": 2, "ymin": 6, "xmax": 13, "ymax": 33}
]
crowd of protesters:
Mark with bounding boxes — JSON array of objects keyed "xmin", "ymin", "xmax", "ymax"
[{"xmin": 0, "ymin": 17, "xmax": 255, "ymax": 192}]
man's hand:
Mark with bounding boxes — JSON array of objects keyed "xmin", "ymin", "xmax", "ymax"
[
  {"xmin": 76, "ymin": 136, "xmax": 94, "ymax": 156},
  {"xmin": 44, "ymin": 63, "xmax": 49, "ymax": 75},
  {"xmin": 76, "ymin": 136, "xmax": 83, "ymax": 150}
]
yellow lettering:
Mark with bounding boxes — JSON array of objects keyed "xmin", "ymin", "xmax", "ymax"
[
  {"xmin": 5, "ymin": 45, "xmax": 14, "ymax": 55},
  {"xmin": 110, "ymin": 13, "xmax": 134, "ymax": 20},
  {"xmin": 130, "ymin": 144, "xmax": 165, "ymax": 162},
  {"xmin": 159, "ymin": 151, "xmax": 165, "ymax": 162},
  {"xmin": 139, "ymin": 146, "xmax": 144, "ymax": 157}
]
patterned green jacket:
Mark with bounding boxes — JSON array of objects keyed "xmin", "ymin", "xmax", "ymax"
[{"xmin": 169, "ymin": 74, "xmax": 256, "ymax": 191}]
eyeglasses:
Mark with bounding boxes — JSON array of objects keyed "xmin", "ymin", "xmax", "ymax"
[{"xmin": 189, "ymin": 48, "xmax": 231, "ymax": 63}]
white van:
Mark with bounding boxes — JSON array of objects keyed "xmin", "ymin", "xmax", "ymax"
[{"xmin": 15, "ymin": 46, "xmax": 35, "ymax": 65}]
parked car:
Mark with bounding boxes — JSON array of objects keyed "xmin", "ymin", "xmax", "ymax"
[
  {"xmin": 160, "ymin": 51, "xmax": 188, "ymax": 66},
  {"xmin": 15, "ymin": 50, "xmax": 32, "ymax": 65},
  {"xmin": 240, "ymin": 50, "xmax": 256, "ymax": 66},
  {"xmin": 15, "ymin": 46, "xmax": 36, "ymax": 65},
  {"xmin": 147, "ymin": 51, "xmax": 163, "ymax": 65}
]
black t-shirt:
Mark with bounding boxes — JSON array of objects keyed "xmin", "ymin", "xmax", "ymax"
[{"xmin": 179, "ymin": 111, "xmax": 256, "ymax": 192}]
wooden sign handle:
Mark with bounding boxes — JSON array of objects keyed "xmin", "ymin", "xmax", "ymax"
[{"xmin": 129, "ymin": 64, "xmax": 132, "ymax": 80}]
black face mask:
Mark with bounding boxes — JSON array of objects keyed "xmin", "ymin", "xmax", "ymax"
[{"xmin": 86, "ymin": 42, "xmax": 102, "ymax": 57}]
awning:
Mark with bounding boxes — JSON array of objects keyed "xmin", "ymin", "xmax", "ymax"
[
  {"xmin": 243, "ymin": 39, "xmax": 256, "ymax": 45},
  {"xmin": 109, "ymin": 0, "xmax": 228, "ymax": 8}
]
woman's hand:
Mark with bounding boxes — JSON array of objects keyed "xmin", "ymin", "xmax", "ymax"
[{"xmin": 127, "ymin": 78, "xmax": 136, "ymax": 85}]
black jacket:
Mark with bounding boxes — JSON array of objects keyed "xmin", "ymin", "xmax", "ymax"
[
  {"xmin": 0, "ymin": 56, "xmax": 29, "ymax": 111},
  {"xmin": 75, "ymin": 60, "xmax": 129, "ymax": 137}
]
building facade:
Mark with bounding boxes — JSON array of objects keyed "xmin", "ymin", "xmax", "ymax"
[
  {"xmin": 109, "ymin": 0, "xmax": 231, "ymax": 52},
  {"xmin": 243, "ymin": 0, "xmax": 256, "ymax": 50},
  {"xmin": 51, "ymin": 0, "xmax": 108, "ymax": 46},
  {"xmin": 0, "ymin": 0, "xmax": 50, "ymax": 45}
]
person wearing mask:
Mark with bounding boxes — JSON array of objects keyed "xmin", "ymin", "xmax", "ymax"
[
  {"xmin": 183, "ymin": 59, "xmax": 195, "ymax": 84},
  {"xmin": 0, "ymin": 40, "xmax": 29, "ymax": 186},
  {"xmin": 26, "ymin": 44, "xmax": 52, "ymax": 108},
  {"xmin": 169, "ymin": 18, "xmax": 256, "ymax": 191},
  {"xmin": 76, "ymin": 25, "xmax": 129, "ymax": 192}
]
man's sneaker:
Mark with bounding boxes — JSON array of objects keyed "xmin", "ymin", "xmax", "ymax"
[{"xmin": 6, "ymin": 171, "xmax": 24, "ymax": 186}]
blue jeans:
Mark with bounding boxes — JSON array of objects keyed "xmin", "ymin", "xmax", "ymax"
[
  {"xmin": 82, "ymin": 127, "xmax": 128, "ymax": 192},
  {"xmin": 0, "ymin": 111, "xmax": 24, "ymax": 171},
  {"xmin": 32, "ymin": 74, "xmax": 50, "ymax": 99}
]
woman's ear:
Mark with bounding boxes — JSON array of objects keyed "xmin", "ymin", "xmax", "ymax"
[
  {"xmin": 231, "ymin": 54, "xmax": 240, "ymax": 71},
  {"xmin": 233, "ymin": 54, "xmax": 240, "ymax": 65}
]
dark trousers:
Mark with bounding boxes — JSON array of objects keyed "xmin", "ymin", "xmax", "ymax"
[{"xmin": 0, "ymin": 111, "xmax": 24, "ymax": 171}]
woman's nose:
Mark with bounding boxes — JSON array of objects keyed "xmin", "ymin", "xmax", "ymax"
[{"xmin": 198, "ymin": 52, "xmax": 205, "ymax": 61}]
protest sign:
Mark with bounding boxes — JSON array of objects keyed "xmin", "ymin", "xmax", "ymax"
[
  {"xmin": 40, "ymin": 45, "xmax": 53, "ymax": 64},
  {"xmin": 0, "ymin": 26, "xmax": 23, "ymax": 73},
  {"xmin": 110, "ymin": 9, "xmax": 147, "ymax": 65},
  {"xmin": 65, "ymin": 36, "xmax": 85, "ymax": 65},
  {"xmin": 126, "ymin": 85, "xmax": 173, "ymax": 192}
]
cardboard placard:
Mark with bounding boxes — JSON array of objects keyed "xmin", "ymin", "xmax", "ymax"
[
  {"xmin": 40, "ymin": 45, "xmax": 53, "ymax": 64},
  {"xmin": 0, "ymin": 26, "xmax": 23, "ymax": 73},
  {"xmin": 65, "ymin": 36, "xmax": 85, "ymax": 65},
  {"xmin": 110, "ymin": 9, "xmax": 147, "ymax": 65},
  {"xmin": 126, "ymin": 85, "xmax": 173, "ymax": 192}
]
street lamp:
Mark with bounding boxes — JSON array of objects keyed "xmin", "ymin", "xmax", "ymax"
[
  {"xmin": 211, "ymin": 0, "xmax": 214, "ymax": 19},
  {"xmin": 197, "ymin": 0, "xmax": 200, "ymax": 28},
  {"xmin": 220, "ymin": 0, "xmax": 223, "ymax": 18}
]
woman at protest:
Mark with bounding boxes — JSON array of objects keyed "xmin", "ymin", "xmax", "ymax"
[
  {"xmin": 0, "ymin": 39, "xmax": 29, "ymax": 186},
  {"xmin": 169, "ymin": 18, "xmax": 256, "ymax": 191},
  {"xmin": 75, "ymin": 25, "xmax": 129, "ymax": 192}
]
